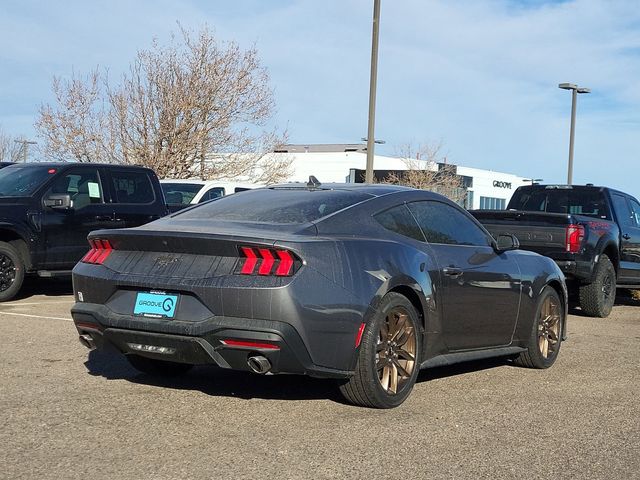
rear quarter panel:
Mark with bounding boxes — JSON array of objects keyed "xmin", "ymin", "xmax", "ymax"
[{"xmin": 510, "ymin": 249, "xmax": 568, "ymax": 343}]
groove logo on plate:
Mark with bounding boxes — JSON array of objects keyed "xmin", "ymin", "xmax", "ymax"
[{"xmin": 134, "ymin": 292, "xmax": 178, "ymax": 318}]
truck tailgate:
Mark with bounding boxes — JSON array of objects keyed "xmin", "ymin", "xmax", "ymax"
[{"xmin": 472, "ymin": 210, "xmax": 571, "ymax": 257}]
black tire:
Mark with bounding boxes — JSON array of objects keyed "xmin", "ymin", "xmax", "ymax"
[
  {"xmin": 514, "ymin": 286, "xmax": 564, "ymax": 369},
  {"xmin": 126, "ymin": 354, "xmax": 193, "ymax": 376},
  {"xmin": 578, "ymin": 254, "xmax": 616, "ymax": 318},
  {"xmin": 0, "ymin": 241, "xmax": 25, "ymax": 302},
  {"xmin": 339, "ymin": 292, "xmax": 421, "ymax": 408}
]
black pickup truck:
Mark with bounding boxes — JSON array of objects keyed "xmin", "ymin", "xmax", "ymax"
[
  {"xmin": 472, "ymin": 184, "xmax": 640, "ymax": 317},
  {"xmin": 0, "ymin": 162, "xmax": 167, "ymax": 301}
]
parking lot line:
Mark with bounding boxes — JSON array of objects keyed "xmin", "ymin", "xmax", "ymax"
[
  {"xmin": 0, "ymin": 300, "xmax": 74, "ymax": 306},
  {"xmin": 1, "ymin": 311, "xmax": 73, "ymax": 322}
]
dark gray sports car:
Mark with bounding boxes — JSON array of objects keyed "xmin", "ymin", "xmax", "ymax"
[{"xmin": 72, "ymin": 182, "xmax": 567, "ymax": 408}]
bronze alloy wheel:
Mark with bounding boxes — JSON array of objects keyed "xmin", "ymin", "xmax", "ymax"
[
  {"xmin": 376, "ymin": 307, "xmax": 417, "ymax": 394},
  {"xmin": 0, "ymin": 252, "xmax": 16, "ymax": 293},
  {"xmin": 537, "ymin": 294, "xmax": 561, "ymax": 359}
]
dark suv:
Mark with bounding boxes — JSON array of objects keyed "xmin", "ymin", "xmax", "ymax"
[{"xmin": 0, "ymin": 162, "xmax": 167, "ymax": 301}]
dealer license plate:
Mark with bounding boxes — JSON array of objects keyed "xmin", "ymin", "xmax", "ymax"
[{"xmin": 133, "ymin": 292, "xmax": 178, "ymax": 318}]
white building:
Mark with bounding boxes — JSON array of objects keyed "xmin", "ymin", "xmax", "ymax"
[{"xmin": 273, "ymin": 144, "xmax": 529, "ymax": 210}]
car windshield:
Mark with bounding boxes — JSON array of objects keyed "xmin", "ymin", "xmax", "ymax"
[
  {"xmin": 161, "ymin": 183, "xmax": 203, "ymax": 204},
  {"xmin": 175, "ymin": 188, "xmax": 372, "ymax": 224},
  {"xmin": 0, "ymin": 166, "xmax": 57, "ymax": 197},
  {"xmin": 508, "ymin": 187, "xmax": 611, "ymax": 219}
]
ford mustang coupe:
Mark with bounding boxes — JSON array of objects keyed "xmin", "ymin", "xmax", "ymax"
[{"xmin": 72, "ymin": 182, "xmax": 567, "ymax": 408}]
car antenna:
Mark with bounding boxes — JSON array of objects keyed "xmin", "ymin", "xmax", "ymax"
[{"xmin": 307, "ymin": 175, "xmax": 321, "ymax": 188}]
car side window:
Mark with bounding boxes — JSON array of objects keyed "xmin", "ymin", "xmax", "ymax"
[
  {"xmin": 611, "ymin": 194, "xmax": 634, "ymax": 228},
  {"xmin": 199, "ymin": 187, "xmax": 225, "ymax": 203},
  {"xmin": 110, "ymin": 171, "xmax": 154, "ymax": 204},
  {"xmin": 46, "ymin": 168, "xmax": 103, "ymax": 210},
  {"xmin": 374, "ymin": 205, "xmax": 425, "ymax": 242},
  {"xmin": 407, "ymin": 201, "xmax": 491, "ymax": 246},
  {"xmin": 629, "ymin": 198, "xmax": 640, "ymax": 227}
]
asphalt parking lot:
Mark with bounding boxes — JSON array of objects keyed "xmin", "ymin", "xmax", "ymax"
[{"xmin": 1, "ymin": 279, "xmax": 639, "ymax": 480}]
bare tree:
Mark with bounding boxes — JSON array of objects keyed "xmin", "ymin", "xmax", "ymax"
[
  {"xmin": 35, "ymin": 69, "xmax": 112, "ymax": 162},
  {"xmin": 0, "ymin": 127, "xmax": 24, "ymax": 162},
  {"xmin": 36, "ymin": 25, "xmax": 290, "ymax": 182},
  {"xmin": 381, "ymin": 142, "xmax": 466, "ymax": 204}
]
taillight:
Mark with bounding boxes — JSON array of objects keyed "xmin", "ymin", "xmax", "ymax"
[
  {"xmin": 566, "ymin": 224, "xmax": 585, "ymax": 253},
  {"xmin": 238, "ymin": 247, "xmax": 298, "ymax": 276},
  {"xmin": 81, "ymin": 239, "xmax": 113, "ymax": 264}
]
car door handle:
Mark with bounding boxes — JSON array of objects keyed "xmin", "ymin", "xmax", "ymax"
[
  {"xmin": 622, "ymin": 233, "xmax": 631, "ymax": 240},
  {"xmin": 442, "ymin": 267, "xmax": 463, "ymax": 277},
  {"xmin": 95, "ymin": 215, "xmax": 113, "ymax": 221}
]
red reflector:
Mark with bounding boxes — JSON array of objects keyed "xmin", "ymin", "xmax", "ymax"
[
  {"xmin": 75, "ymin": 321, "xmax": 102, "ymax": 331},
  {"xmin": 275, "ymin": 249, "xmax": 294, "ymax": 276},
  {"xmin": 566, "ymin": 224, "xmax": 585, "ymax": 253},
  {"xmin": 240, "ymin": 247, "xmax": 258, "ymax": 274},
  {"xmin": 355, "ymin": 322, "xmax": 366, "ymax": 348},
  {"xmin": 257, "ymin": 248, "xmax": 274, "ymax": 275},
  {"xmin": 221, "ymin": 339, "xmax": 280, "ymax": 350},
  {"xmin": 48, "ymin": 168, "xmax": 56, "ymax": 174}
]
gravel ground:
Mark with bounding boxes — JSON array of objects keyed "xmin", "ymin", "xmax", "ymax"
[{"xmin": 1, "ymin": 280, "xmax": 639, "ymax": 479}]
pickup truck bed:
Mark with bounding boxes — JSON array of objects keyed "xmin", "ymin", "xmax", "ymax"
[{"xmin": 472, "ymin": 184, "xmax": 640, "ymax": 318}]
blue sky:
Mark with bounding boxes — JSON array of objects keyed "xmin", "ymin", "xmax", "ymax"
[{"xmin": 1, "ymin": 0, "xmax": 639, "ymax": 197}]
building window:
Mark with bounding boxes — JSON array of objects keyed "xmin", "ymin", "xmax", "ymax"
[
  {"xmin": 466, "ymin": 190, "xmax": 474, "ymax": 210},
  {"xmin": 479, "ymin": 196, "xmax": 506, "ymax": 210}
]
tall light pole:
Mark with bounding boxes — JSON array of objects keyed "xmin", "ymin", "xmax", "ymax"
[
  {"xmin": 365, "ymin": 0, "xmax": 381, "ymax": 183},
  {"xmin": 559, "ymin": 83, "xmax": 590, "ymax": 185},
  {"xmin": 14, "ymin": 139, "xmax": 37, "ymax": 163}
]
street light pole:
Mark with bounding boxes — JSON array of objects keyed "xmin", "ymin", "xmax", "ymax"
[
  {"xmin": 365, "ymin": 0, "xmax": 381, "ymax": 183},
  {"xmin": 14, "ymin": 139, "xmax": 37, "ymax": 163},
  {"xmin": 559, "ymin": 83, "xmax": 590, "ymax": 185}
]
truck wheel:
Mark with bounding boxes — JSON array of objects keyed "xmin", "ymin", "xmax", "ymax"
[
  {"xmin": 0, "ymin": 241, "xmax": 25, "ymax": 302},
  {"xmin": 514, "ymin": 286, "xmax": 564, "ymax": 369},
  {"xmin": 579, "ymin": 254, "xmax": 616, "ymax": 318},
  {"xmin": 339, "ymin": 293, "xmax": 421, "ymax": 408},
  {"xmin": 126, "ymin": 354, "xmax": 193, "ymax": 376}
]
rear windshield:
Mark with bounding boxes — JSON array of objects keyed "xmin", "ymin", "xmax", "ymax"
[
  {"xmin": 0, "ymin": 166, "xmax": 56, "ymax": 197},
  {"xmin": 508, "ymin": 187, "xmax": 611, "ymax": 220},
  {"xmin": 175, "ymin": 188, "xmax": 372, "ymax": 224}
]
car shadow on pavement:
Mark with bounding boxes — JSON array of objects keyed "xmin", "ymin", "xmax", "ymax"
[
  {"xmin": 417, "ymin": 357, "xmax": 508, "ymax": 383},
  {"xmin": 85, "ymin": 350, "xmax": 345, "ymax": 403},
  {"xmin": 14, "ymin": 277, "xmax": 74, "ymax": 300},
  {"xmin": 84, "ymin": 350, "xmax": 512, "ymax": 405}
]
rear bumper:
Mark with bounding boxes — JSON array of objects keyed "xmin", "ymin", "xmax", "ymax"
[
  {"xmin": 554, "ymin": 258, "xmax": 595, "ymax": 283},
  {"xmin": 71, "ymin": 303, "xmax": 352, "ymax": 379},
  {"xmin": 555, "ymin": 260, "xmax": 577, "ymax": 276}
]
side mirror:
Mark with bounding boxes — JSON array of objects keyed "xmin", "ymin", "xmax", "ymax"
[
  {"xmin": 44, "ymin": 194, "xmax": 72, "ymax": 210},
  {"xmin": 494, "ymin": 233, "xmax": 519, "ymax": 252}
]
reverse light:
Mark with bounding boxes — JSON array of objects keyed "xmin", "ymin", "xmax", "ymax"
[
  {"xmin": 566, "ymin": 224, "xmax": 585, "ymax": 253},
  {"xmin": 238, "ymin": 247, "xmax": 297, "ymax": 276},
  {"xmin": 82, "ymin": 238, "xmax": 113, "ymax": 264}
]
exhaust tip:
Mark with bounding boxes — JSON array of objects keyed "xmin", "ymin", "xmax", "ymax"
[
  {"xmin": 247, "ymin": 355, "xmax": 271, "ymax": 374},
  {"xmin": 78, "ymin": 333, "xmax": 96, "ymax": 350}
]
